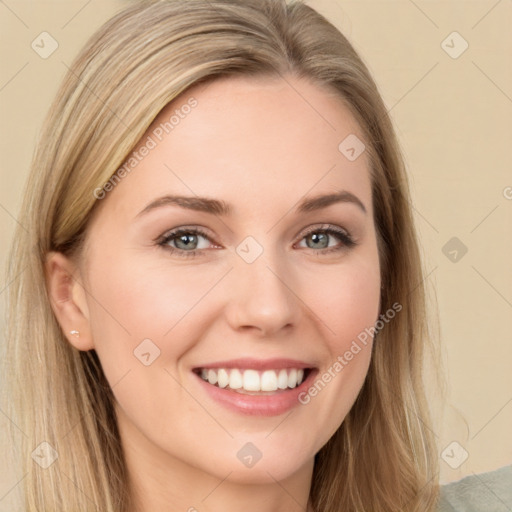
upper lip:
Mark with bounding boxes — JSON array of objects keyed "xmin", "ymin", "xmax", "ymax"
[{"xmin": 193, "ymin": 358, "xmax": 315, "ymax": 371}]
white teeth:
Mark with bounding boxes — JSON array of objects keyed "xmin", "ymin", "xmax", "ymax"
[
  {"xmin": 198, "ymin": 367, "xmax": 307, "ymax": 392},
  {"xmin": 261, "ymin": 370, "xmax": 278, "ymax": 392},
  {"xmin": 229, "ymin": 369, "xmax": 243, "ymax": 389},
  {"xmin": 288, "ymin": 368, "xmax": 297, "ymax": 388},
  {"xmin": 243, "ymin": 370, "xmax": 260, "ymax": 391},
  {"xmin": 217, "ymin": 368, "xmax": 229, "ymax": 388},
  {"xmin": 277, "ymin": 369, "xmax": 288, "ymax": 389},
  {"xmin": 207, "ymin": 369, "xmax": 217, "ymax": 386}
]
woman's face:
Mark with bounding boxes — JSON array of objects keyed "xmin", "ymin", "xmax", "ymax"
[{"xmin": 60, "ymin": 75, "xmax": 381, "ymax": 486}]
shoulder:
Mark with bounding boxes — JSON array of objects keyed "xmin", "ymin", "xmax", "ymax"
[{"xmin": 437, "ymin": 465, "xmax": 512, "ymax": 512}]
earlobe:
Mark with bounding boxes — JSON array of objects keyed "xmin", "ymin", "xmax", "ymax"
[{"xmin": 45, "ymin": 251, "xmax": 94, "ymax": 351}]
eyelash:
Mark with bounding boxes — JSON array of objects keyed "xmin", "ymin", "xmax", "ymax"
[{"xmin": 155, "ymin": 224, "xmax": 356, "ymax": 258}]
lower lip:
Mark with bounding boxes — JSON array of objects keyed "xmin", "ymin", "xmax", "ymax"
[{"xmin": 193, "ymin": 370, "xmax": 318, "ymax": 416}]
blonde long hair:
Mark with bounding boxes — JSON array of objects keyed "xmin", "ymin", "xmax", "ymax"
[{"xmin": 3, "ymin": 0, "xmax": 440, "ymax": 510}]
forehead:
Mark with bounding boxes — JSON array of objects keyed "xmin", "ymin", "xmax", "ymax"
[{"xmin": 152, "ymin": 74, "xmax": 366, "ymax": 163}]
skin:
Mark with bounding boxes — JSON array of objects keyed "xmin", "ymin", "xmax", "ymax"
[{"xmin": 46, "ymin": 74, "xmax": 381, "ymax": 512}]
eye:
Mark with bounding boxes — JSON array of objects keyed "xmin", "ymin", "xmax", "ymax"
[
  {"xmin": 156, "ymin": 227, "xmax": 215, "ymax": 258},
  {"xmin": 296, "ymin": 224, "xmax": 356, "ymax": 254}
]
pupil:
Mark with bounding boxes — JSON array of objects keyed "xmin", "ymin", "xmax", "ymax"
[
  {"xmin": 310, "ymin": 232, "xmax": 327, "ymax": 249},
  {"xmin": 177, "ymin": 234, "xmax": 196, "ymax": 249}
]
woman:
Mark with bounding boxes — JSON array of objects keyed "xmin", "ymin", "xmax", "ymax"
[{"xmin": 3, "ymin": 0, "xmax": 441, "ymax": 510}]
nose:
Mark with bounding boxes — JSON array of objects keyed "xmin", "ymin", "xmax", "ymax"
[{"xmin": 223, "ymin": 252, "xmax": 301, "ymax": 338}]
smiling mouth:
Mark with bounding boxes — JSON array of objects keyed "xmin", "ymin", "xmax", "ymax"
[{"xmin": 193, "ymin": 367, "xmax": 313, "ymax": 395}]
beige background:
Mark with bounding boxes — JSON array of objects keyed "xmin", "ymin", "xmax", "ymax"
[{"xmin": 1, "ymin": 0, "xmax": 511, "ymax": 508}]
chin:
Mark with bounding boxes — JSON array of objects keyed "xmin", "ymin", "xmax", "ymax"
[{"xmin": 222, "ymin": 456, "xmax": 313, "ymax": 485}]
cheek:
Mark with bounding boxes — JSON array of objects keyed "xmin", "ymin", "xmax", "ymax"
[
  {"xmin": 333, "ymin": 265, "xmax": 380, "ymax": 347},
  {"xmin": 84, "ymin": 249, "xmax": 229, "ymax": 382},
  {"xmin": 299, "ymin": 250, "xmax": 381, "ymax": 355}
]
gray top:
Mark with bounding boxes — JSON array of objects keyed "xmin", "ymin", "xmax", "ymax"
[{"xmin": 437, "ymin": 465, "xmax": 512, "ymax": 511}]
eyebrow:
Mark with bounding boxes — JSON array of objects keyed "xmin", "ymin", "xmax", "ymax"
[{"xmin": 135, "ymin": 190, "xmax": 367, "ymax": 219}]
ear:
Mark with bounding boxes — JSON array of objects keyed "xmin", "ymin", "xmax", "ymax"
[{"xmin": 45, "ymin": 251, "xmax": 94, "ymax": 351}]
